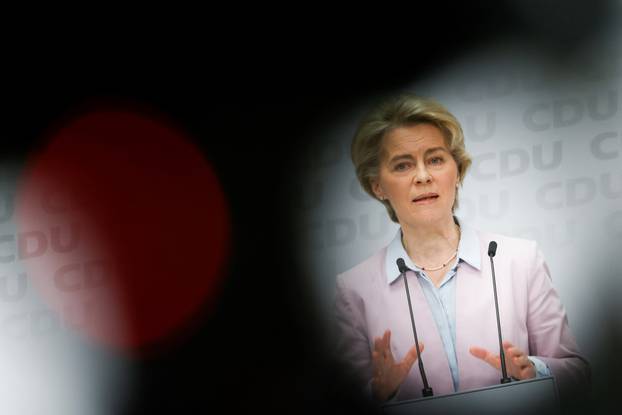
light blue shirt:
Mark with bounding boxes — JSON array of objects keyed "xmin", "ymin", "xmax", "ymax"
[{"xmin": 384, "ymin": 218, "xmax": 550, "ymax": 392}]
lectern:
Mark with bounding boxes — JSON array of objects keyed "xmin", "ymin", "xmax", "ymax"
[{"xmin": 382, "ymin": 376, "xmax": 559, "ymax": 415}]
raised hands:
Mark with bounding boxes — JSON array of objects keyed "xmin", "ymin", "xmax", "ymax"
[
  {"xmin": 469, "ymin": 340, "xmax": 536, "ymax": 380},
  {"xmin": 371, "ymin": 329, "xmax": 425, "ymax": 402}
]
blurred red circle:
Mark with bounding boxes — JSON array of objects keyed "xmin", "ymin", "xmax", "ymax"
[{"xmin": 16, "ymin": 108, "xmax": 230, "ymax": 351}]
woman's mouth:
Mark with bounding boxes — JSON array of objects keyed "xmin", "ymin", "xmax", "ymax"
[{"xmin": 413, "ymin": 193, "xmax": 439, "ymax": 204}]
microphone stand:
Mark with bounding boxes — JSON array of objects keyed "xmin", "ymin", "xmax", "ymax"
[
  {"xmin": 488, "ymin": 241, "xmax": 512, "ymax": 384},
  {"xmin": 397, "ymin": 258, "xmax": 434, "ymax": 397}
]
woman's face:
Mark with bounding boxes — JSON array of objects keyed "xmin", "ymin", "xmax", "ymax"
[{"xmin": 371, "ymin": 123, "xmax": 459, "ymax": 227}]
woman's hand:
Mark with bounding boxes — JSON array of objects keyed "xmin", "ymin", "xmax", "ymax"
[
  {"xmin": 469, "ymin": 341, "xmax": 536, "ymax": 380},
  {"xmin": 371, "ymin": 329, "xmax": 424, "ymax": 402}
]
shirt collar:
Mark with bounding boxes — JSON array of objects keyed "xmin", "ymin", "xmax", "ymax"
[{"xmin": 385, "ymin": 217, "xmax": 481, "ymax": 285}]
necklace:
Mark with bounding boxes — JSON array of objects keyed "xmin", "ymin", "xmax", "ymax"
[
  {"xmin": 403, "ymin": 224, "xmax": 461, "ymax": 271},
  {"xmin": 413, "ymin": 250, "xmax": 458, "ymax": 271}
]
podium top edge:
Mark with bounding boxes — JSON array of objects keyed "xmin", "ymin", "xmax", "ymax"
[{"xmin": 381, "ymin": 376, "xmax": 557, "ymax": 408}]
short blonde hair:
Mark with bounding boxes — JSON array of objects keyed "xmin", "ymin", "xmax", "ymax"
[{"xmin": 351, "ymin": 93, "xmax": 472, "ymax": 223}]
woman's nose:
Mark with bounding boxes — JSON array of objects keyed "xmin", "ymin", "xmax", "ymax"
[{"xmin": 414, "ymin": 166, "xmax": 432, "ymax": 184}]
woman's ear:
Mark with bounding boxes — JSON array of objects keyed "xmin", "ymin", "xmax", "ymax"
[{"xmin": 371, "ymin": 179, "xmax": 384, "ymax": 200}]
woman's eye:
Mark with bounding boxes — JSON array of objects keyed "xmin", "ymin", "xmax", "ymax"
[
  {"xmin": 394, "ymin": 162, "xmax": 411, "ymax": 171},
  {"xmin": 429, "ymin": 156, "xmax": 444, "ymax": 165}
]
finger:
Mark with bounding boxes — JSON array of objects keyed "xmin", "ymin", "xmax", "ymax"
[
  {"xmin": 372, "ymin": 350, "xmax": 380, "ymax": 369},
  {"xmin": 512, "ymin": 354, "xmax": 531, "ymax": 368},
  {"xmin": 384, "ymin": 330, "xmax": 395, "ymax": 362},
  {"xmin": 469, "ymin": 346, "xmax": 487, "ymax": 360},
  {"xmin": 469, "ymin": 346, "xmax": 501, "ymax": 369},
  {"xmin": 519, "ymin": 364, "xmax": 536, "ymax": 380},
  {"xmin": 502, "ymin": 341, "xmax": 516, "ymax": 361},
  {"xmin": 374, "ymin": 336, "xmax": 383, "ymax": 353},
  {"xmin": 504, "ymin": 345, "xmax": 522, "ymax": 359},
  {"xmin": 382, "ymin": 330, "xmax": 391, "ymax": 354},
  {"xmin": 504, "ymin": 345, "xmax": 532, "ymax": 370},
  {"xmin": 502, "ymin": 341, "xmax": 515, "ymax": 352},
  {"xmin": 402, "ymin": 342, "xmax": 425, "ymax": 369},
  {"xmin": 372, "ymin": 350, "xmax": 387, "ymax": 378},
  {"xmin": 372, "ymin": 357, "xmax": 379, "ymax": 376}
]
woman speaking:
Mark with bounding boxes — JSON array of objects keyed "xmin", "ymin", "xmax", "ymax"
[{"xmin": 334, "ymin": 94, "xmax": 590, "ymax": 406}]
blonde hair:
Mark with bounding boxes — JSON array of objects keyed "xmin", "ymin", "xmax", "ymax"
[{"xmin": 351, "ymin": 93, "xmax": 472, "ymax": 223}]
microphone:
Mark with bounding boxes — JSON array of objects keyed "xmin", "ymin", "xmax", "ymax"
[
  {"xmin": 396, "ymin": 258, "xmax": 434, "ymax": 397},
  {"xmin": 488, "ymin": 241, "xmax": 511, "ymax": 384},
  {"xmin": 488, "ymin": 241, "xmax": 497, "ymax": 257}
]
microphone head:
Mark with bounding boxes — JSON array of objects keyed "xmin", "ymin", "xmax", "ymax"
[
  {"xmin": 488, "ymin": 241, "xmax": 498, "ymax": 257},
  {"xmin": 396, "ymin": 258, "xmax": 409, "ymax": 273}
]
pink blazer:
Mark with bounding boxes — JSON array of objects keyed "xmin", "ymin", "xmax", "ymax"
[{"xmin": 335, "ymin": 228, "xmax": 590, "ymax": 403}]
